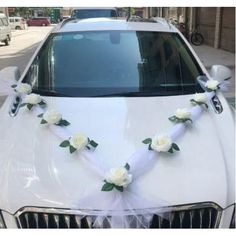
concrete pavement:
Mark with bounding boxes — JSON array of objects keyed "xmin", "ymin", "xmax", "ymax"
[
  {"xmin": 0, "ymin": 26, "xmax": 54, "ymax": 73},
  {"xmin": 193, "ymin": 45, "xmax": 235, "ymax": 69}
]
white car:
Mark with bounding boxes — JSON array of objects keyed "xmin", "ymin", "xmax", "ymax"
[
  {"xmin": 0, "ymin": 18, "xmax": 235, "ymax": 228},
  {"xmin": 9, "ymin": 17, "xmax": 28, "ymax": 30}
]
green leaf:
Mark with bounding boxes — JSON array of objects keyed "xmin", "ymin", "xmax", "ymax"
[
  {"xmin": 58, "ymin": 119, "xmax": 70, "ymax": 127},
  {"xmin": 69, "ymin": 145, "xmax": 77, "ymax": 154},
  {"xmin": 11, "ymin": 84, "xmax": 17, "ymax": 88},
  {"xmin": 40, "ymin": 119, "xmax": 47, "ymax": 124},
  {"xmin": 59, "ymin": 140, "xmax": 70, "ymax": 148},
  {"xmin": 168, "ymin": 148, "xmax": 174, "ymax": 154},
  {"xmin": 37, "ymin": 113, "xmax": 43, "ymax": 118},
  {"xmin": 184, "ymin": 118, "xmax": 193, "ymax": 124},
  {"xmin": 89, "ymin": 140, "xmax": 98, "ymax": 148},
  {"xmin": 114, "ymin": 185, "xmax": 124, "ymax": 192},
  {"xmin": 148, "ymin": 144, "xmax": 153, "ymax": 151},
  {"xmin": 27, "ymin": 104, "xmax": 34, "ymax": 110},
  {"xmin": 206, "ymin": 87, "xmax": 215, "ymax": 92},
  {"xmin": 19, "ymin": 103, "xmax": 27, "ymax": 108},
  {"xmin": 101, "ymin": 182, "xmax": 114, "ymax": 191},
  {"xmin": 172, "ymin": 143, "xmax": 180, "ymax": 151},
  {"xmin": 124, "ymin": 163, "xmax": 130, "ymax": 171},
  {"xmin": 190, "ymin": 99, "xmax": 197, "ymax": 105},
  {"xmin": 38, "ymin": 100, "xmax": 46, "ymax": 106},
  {"xmin": 192, "ymin": 100, "xmax": 208, "ymax": 109},
  {"xmin": 142, "ymin": 138, "xmax": 152, "ymax": 144},
  {"xmin": 168, "ymin": 116, "xmax": 176, "ymax": 122}
]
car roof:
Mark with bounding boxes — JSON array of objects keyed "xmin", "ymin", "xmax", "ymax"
[{"xmin": 53, "ymin": 17, "xmax": 178, "ymax": 33}]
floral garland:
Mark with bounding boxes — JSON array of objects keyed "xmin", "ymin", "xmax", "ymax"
[
  {"xmin": 1, "ymin": 78, "xmax": 227, "ymax": 227},
  {"xmin": 10, "ymin": 79, "xmax": 221, "ymax": 195}
]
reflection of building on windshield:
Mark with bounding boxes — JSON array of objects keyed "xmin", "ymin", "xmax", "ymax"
[{"xmin": 136, "ymin": 31, "xmax": 201, "ymax": 94}]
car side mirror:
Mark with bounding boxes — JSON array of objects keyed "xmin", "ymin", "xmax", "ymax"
[
  {"xmin": 209, "ymin": 65, "xmax": 232, "ymax": 82},
  {"xmin": 0, "ymin": 66, "xmax": 21, "ymax": 96},
  {"xmin": 0, "ymin": 66, "xmax": 21, "ymax": 81}
]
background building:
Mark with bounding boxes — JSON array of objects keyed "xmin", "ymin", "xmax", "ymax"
[{"xmin": 146, "ymin": 7, "xmax": 235, "ymax": 53}]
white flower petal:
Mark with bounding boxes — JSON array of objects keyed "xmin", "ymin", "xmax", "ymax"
[
  {"xmin": 43, "ymin": 109, "xmax": 62, "ymax": 124},
  {"xmin": 69, "ymin": 133, "xmax": 88, "ymax": 150},
  {"xmin": 24, "ymin": 93, "xmax": 42, "ymax": 105},
  {"xmin": 175, "ymin": 108, "xmax": 191, "ymax": 119},
  {"xmin": 105, "ymin": 167, "xmax": 132, "ymax": 187},
  {"xmin": 151, "ymin": 134, "xmax": 172, "ymax": 153}
]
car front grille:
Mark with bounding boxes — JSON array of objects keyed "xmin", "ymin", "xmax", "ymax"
[{"xmin": 15, "ymin": 202, "xmax": 222, "ymax": 228}]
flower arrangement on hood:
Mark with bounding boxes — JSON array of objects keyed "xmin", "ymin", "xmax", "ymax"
[
  {"xmin": 60, "ymin": 133, "xmax": 98, "ymax": 154},
  {"xmin": 143, "ymin": 134, "xmax": 180, "ymax": 154},
  {"xmin": 12, "ymin": 83, "xmax": 32, "ymax": 94},
  {"xmin": 168, "ymin": 108, "xmax": 192, "ymax": 124},
  {"xmin": 8, "ymin": 80, "xmax": 222, "ymax": 199},
  {"xmin": 102, "ymin": 163, "xmax": 132, "ymax": 192},
  {"xmin": 20, "ymin": 93, "xmax": 46, "ymax": 110},
  {"xmin": 38, "ymin": 109, "xmax": 70, "ymax": 127},
  {"xmin": 205, "ymin": 80, "xmax": 220, "ymax": 92},
  {"xmin": 190, "ymin": 93, "xmax": 208, "ymax": 108}
]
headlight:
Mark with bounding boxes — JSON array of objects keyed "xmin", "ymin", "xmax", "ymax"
[
  {"xmin": 230, "ymin": 206, "xmax": 235, "ymax": 228},
  {"xmin": 0, "ymin": 210, "xmax": 6, "ymax": 228}
]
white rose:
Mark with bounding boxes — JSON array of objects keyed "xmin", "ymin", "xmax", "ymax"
[
  {"xmin": 16, "ymin": 83, "xmax": 32, "ymax": 94},
  {"xmin": 43, "ymin": 109, "xmax": 62, "ymax": 124},
  {"xmin": 175, "ymin": 108, "xmax": 191, "ymax": 119},
  {"xmin": 194, "ymin": 93, "xmax": 208, "ymax": 103},
  {"xmin": 106, "ymin": 167, "xmax": 132, "ymax": 187},
  {"xmin": 151, "ymin": 134, "xmax": 172, "ymax": 152},
  {"xmin": 206, "ymin": 80, "xmax": 219, "ymax": 91},
  {"xmin": 70, "ymin": 133, "xmax": 88, "ymax": 150},
  {"xmin": 24, "ymin": 93, "xmax": 42, "ymax": 105}
]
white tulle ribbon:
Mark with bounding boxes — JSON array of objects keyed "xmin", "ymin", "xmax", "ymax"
[{"xmin": 0, "ymin": 76, "xmax": 226, "ymax": 227}]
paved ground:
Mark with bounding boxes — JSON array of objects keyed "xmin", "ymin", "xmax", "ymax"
[
  {"xmin": 0, "ymin": 26, "xmax": 54, "ymax": 73},
  {"xmin": 0, "ymin": 26, "xmax": 53, "ymax": 107},
  {"xmin": 0, "ymin": 28, "xmax": 235, "ymax": 108}
]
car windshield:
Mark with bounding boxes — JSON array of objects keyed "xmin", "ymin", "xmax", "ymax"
[
  {"xmin": 25, "ymin": 30, "xmax": 205, "ymax": 97},
  {"xmin": 71, "ymin": 9, "xmax": 117, "ymax": 19}
]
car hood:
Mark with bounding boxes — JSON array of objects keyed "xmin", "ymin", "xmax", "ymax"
[{"xmin": 0, "ymin": 94, "xmax": 234, "ymax": 214}]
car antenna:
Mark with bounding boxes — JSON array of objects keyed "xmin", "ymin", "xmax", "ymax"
[{"xmin": 126, "ymin": 7, "xmax": 131, "ymax": 21}]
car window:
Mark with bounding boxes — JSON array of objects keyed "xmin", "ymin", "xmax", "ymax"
[
  {"xmin": 9, "ymin": 19, "xmax": 14, "ymax": 22},
  {"xmin": 72, "ymin": 9, "xmax": 117, "ymax": 19},
  {"xmin": 24, "ymin": 31, "xmax": 204, "ymax": 97},
  {"xmin": 15, "ymin": 19, "xmax": 20, "ymax": 22}
]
